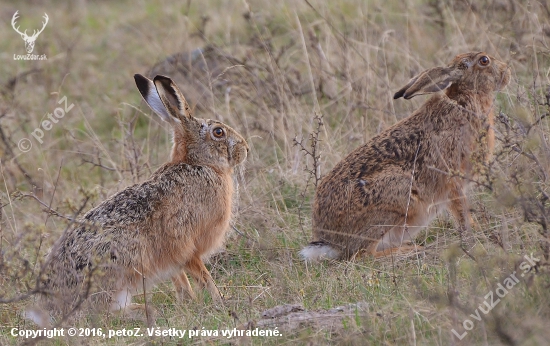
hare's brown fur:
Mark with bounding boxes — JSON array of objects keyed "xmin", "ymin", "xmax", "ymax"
[
  {"xmin": 303, "ymin": 52, "xmax": 510, "ymax": 260},
  {"xmin": 30, "ymin": 75, "xmax": 248, "ymax": 325}
]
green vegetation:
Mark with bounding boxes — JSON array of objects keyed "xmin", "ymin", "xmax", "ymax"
[{"xmin": 1, "ymin": 0, "xmax": 549, "ymax": 344}]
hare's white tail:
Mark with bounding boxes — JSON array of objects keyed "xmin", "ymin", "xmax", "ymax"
[
  {"xmin": 25, "ymin": 307, "xmax": 51, "ymax": 327},
  {"xmin": 300, "ymin": 241, "xmax": 340, "ymax": 261}
]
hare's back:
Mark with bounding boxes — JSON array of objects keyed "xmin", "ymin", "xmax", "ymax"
[
  {"xmin": 327, "ymin": 122, "xmax": 426, "ymax": 179},
  {"xmin": 83, "ymin": 162, "xmax": 218, "ymax": 226}
]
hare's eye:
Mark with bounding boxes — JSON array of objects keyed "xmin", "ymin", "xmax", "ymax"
[
  {"xmin": 479, "ymin": 56, "xmax": 490, "ymax": 66},
  {"xmin": 212, "ymin": 127, "xmax": 225, "ymax": 138}
]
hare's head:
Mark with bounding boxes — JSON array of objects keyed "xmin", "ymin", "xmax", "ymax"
[
  {"xmin": 134, "ymin": 74, "xmax": 248, "ymax": 170},
  {"xmin": 394, "ymin": 52, "xmax": 510, "ymax": 100}
]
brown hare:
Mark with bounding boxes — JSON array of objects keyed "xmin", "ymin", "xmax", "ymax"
[
  {"xmin": 28, "ymin": 74, "xmax": 249, "ymax": 326},
  {"xmin": 301, "ymin": 52, "xmax": 510, "ymax": 261}
]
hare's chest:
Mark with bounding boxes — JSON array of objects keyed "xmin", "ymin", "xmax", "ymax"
[
  {"xmin": 194, "ymin": 174, "xmax": 234, "ymax": 254},
  {"xmin": 192, "ymin": 214, "xmax": 231, "ymax": 258}
]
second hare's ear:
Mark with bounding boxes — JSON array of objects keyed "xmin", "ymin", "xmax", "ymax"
[{"xmin": 393, "ymin": 67, "xmax": 462, "ymax": 100}]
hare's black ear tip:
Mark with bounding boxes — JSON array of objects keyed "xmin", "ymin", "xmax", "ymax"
[
  {"xmin": 153, "ymin": 75, "xmax": 175, "ymax": 90},
  {"xmin": 153, "ymin": 75, "xmax": 172, "ymax": 84},
  {"xmin": 134, "ymin": 73, "xmax": 146, "ymax": 82},
  {"xmin": 393, "ymin": 91, "xmax": 404, "ymax": 100},
  {"xmin": 393, "ymin": 89, "xmax": 415, "ymax": 100},
  {"xmin": 134, "ymin": 74, "xmax": 149, "ymax": 95}
]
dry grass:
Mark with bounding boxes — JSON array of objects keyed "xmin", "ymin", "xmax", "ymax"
[{"xmin": 0, "ymin": 0, "xmax": 549, "ymax": 344}]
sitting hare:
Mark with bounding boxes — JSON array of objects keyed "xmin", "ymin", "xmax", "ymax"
[
  {"xmin": 28, "ymin": 74, "xmax": 249, "ymax": 325},
  {"xmin": 301, "ymin": 52, "xmax": 510, "ymax": 261}
]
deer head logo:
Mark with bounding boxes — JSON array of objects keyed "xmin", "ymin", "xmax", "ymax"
[{"xmin": 11, "ymin": 11, "xmax": 49, "ymax": 54}]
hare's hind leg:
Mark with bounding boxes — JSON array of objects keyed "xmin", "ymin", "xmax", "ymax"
[
  {"xmin": 184, "ymin": 255, "xmax": 223, "ymax": 302},
  {"xmin": 372, "ymin": 243, "xmax": 425, "ymax": 258},
  {"xmin": 369, "ymin": 209, "xmax": 430, "ymax": 259},
  {"xmin": 119, "ymin": 304, "xmax": 156, "ymax": 326},
  {"xmin": 111, "ymin": 288, "xmax": 156, "ymax": 326},
  {"xmin": 172, "ymin": 272, "xmax": 196, "ymax": 301}
]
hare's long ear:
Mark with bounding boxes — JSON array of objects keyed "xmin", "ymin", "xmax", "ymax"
[
  {"xmin": 134, "ymin": 74, "xmax": 177, "ymax": 124},
  {"xmin": 152, "ymin": 75, "xmax": 192, "ymax": 122},
  {"xmin": 134, "ymin": 74, "xmax": 192, "ymax": 125},
  {"xmin": 393, "ymin": 67, "xmax": 461, "ymax": 100}
]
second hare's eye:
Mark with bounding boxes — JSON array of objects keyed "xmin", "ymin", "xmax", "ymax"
[
  {"xmin": 213, "ymin": 127, "xmax": 225, "ymax": 138},
  {"xmin": 479, "ymin": 56, "xmax": 490, "ymax": 66}
]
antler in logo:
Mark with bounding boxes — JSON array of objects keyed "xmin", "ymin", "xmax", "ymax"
[{"xmin": 11, "ymin": 11, "xmax": 49, "ymax": 54}]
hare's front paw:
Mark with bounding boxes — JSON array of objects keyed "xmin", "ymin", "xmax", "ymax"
[{"xmin": 172, "ymin": 273, "xmax": 196, "ymax": 302}]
